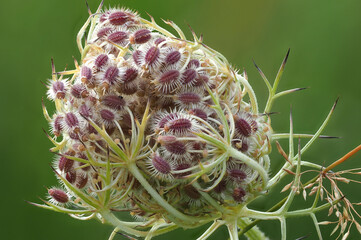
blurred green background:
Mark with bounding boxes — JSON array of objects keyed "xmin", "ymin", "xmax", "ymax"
[{"xmin": 1, "ymin": 0, "xmax": 360, "ymax": 239}]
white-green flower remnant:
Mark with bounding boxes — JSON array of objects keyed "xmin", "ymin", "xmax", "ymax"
[{"xmin": 34, "ymin": 2, "xmax": 361, "ymax": 240}]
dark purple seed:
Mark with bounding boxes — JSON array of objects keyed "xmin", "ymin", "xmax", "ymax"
[
  {"xmin": 154, "ymin": 38, "xmax": 166, "ymax": 46},
  {"xmin": 53, "ymin": 115, "xmax": 63, "ymax": 136},
  {"xmin": 174, "ymin": 163, "xmax": 191, "ymax": 178},
  {"xmin": 233, "ymin": 187, "xmax": 246, "ymax": 202},
  {"xmin": 164, "ymin": 141, "xmax": 187, "ymax": 155},
  {"xmin": 79, "ymin": 162, "xmax": 91, "ymax": 172},
  {"xmin": 159, "ymin": 70, "xmax": 180, "ymax": 84},
  {"xmin": 132, "ymin": 50, "xmax": 143, "ymax": 66},
  {"xmin": 109, "ymin": 11, "xmax": 128, "ymax": 25},
  {"xmin": 66, "ymin": 170, "xmax": 76, "ymax": 184},
  {"xmin": 184, "ymin": 185, "xmax": 201, "ymax": 200},
  {"xmin": 189, "ymin": 109, "xmax": 207, "ymax": 121},
  {"xmin": 178, "ymin": 92, "xmax": 201, "ymax": 104},
  {"xmin": 145, "ymin": 46, "xmax": 160, "ymax": 66},
  {"xmin": 214, "ymin": 180, "xmax": 227, "ymax": 193},
  {"xmin": 76, "ymin": 174, "xmax": 88, "ymax": 189},
  {"xmin": 87, "ymin": 123, "xmax": 97, "ymax": 134},
  {"xmin": 65, "ymin": 112, "xmax": 79, "ymax": 128},
  {"xmin": 187, "ymin": 59, "xmax": 200, "ymax": 68},
  {"xmin": 165, "ymin": 118, "xmax": 192, "ymax": 134},
  {"xmin": 118, "ymin": 83, "xmax": 138, "ymax": 95},
  {"xmin": 157, "ymin": 135, "xmax": 177, "ymax": 145},
  {"xmin": 235, "ymin": 118, "xmax": 252, "ymax": 137},
  {"xmin": 165, "ymin": 51, "xmax": 181, "ymax": 65},
  {"xmin": 48, "ymin": 189, "xmax": 68, "ymax": 203},
  {"xmin": 102, "ymin": 95, "xmax": 125, "ymax": 110},
  {"xmin": 81, "ymin": 66, "xmax": 92, "ymax": 80},
  {"xmin": 69, "ymin": 131, "xmax": 80, "ymax": 140},
  {"xmin": 53, "ymin": 81, "xmax": 65, "ymax": 92},
  {"xmin": 104, "ymin": 66, "xmax": 119, "ymax": 84},
  {"xmin": 79, "ymin": 104, "xmax": 92, "ymax": 118},
  {"xmin": 122, "ymin": 68, "xmax": 138, "ymax": 83},
  {"xmin": 95, "ymin": 54, "xmax": 109, "ymax": 68},
  {"xmin": 158, "ymin": 113, "xmax": 178, "ymax": 128},
  {"xmin": 100, "ymin": 109, "xmax": 115, "ymax": 122},
  {"xmin": 97, "ymin": 27, "xmax": 112, "ymax": 38},
  {"xmin": 71, "ymin": 84, "xmax": 88, "ymax": 98},
  {"xmin": 181, "ymin": 69, "xmax": 197, "ymax": 84},
  {"xmin": 108, "ymin": 31, "xmax": 128, "ymax": 43},
  {"xmin": 134, "ymin": 29, "xmax": 151, "ymax": 44},
  {"xmin": 229, "ymin": 169, "xmax": 247, "ymax": 182},
  {"xmin": 152, "ymin": 155, "xmax": 171, "ymax": 174},
  {"xmin": 194, "ymin": 75, "xmax": 209, "ymax": 87},
  {"xmin": 99, "ymin": 14, "xmax": 107, "ymax": 22}
]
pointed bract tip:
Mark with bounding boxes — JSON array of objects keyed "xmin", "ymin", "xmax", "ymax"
[
  {"xmin": 283, "ymin": 48, "xmax": 290, "ymax": 65},
  {"xmin": 85, "ymin": 1, "xmax": 92, "ymax": 15},
  {"xmin": 332, "ymin": 97, "xmax": 340, "ymax": 111},
  {"xmin": 319, "ymin": 135, "xmax": 340, "ymax": 139}
]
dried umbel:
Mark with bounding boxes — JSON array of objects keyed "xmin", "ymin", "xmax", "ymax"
[{"xmin": 33, "ymin": 2, "xmax": 361, "ymax": 240}]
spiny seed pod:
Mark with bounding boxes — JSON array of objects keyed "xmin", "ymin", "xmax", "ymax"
[
  {"xmin": 48, "ymin": 188, "xmax": 68, "ymax": 203},
  {"xmin": 37, "ymin": 4, "xmax": 361, "ymax": 240}
]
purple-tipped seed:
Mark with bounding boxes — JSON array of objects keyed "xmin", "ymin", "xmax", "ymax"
[
  {"xmin": 104, "ymin": 66, "xmax": 119, "ymax": 84},
  {"xmin": 100, "ymin": 109, "xmax": 115, "ymax": 122},
  {"xmin": 66, "ymin": 170, "xmax": 76, "ymax": 184},
  {"xmin": 152, "ymin": 155, "xmax": 171, "ymax": 174},
  {"xmin": 79, "ymin": 104, "xmax": 92, "ymax": 118},
  {"xmin": 233, "ymin": 187, "xmax": 246, "ymax": 202},
  {"xmin": 193, "ymin": 75, "xmax": 209, "ymax": 87},
  {"xmin": 58, "ymin": 155, "xmax": 74, "ymax": 172},
  {"xmin": 187, "ymin": 59, "xmax": 200, "ymax": 68},
  {"xmin": 65, "ymin": 112, "xmax": 79, "ymax": 128},
  {"xmin": 145, "ymin": 46, "xmax": 160, "ymax": 66},
  {"xmin": 189, "ymin": 109, "xmax": 207, "ymax": 121},
  {"xmin": 53, "ymin": 115, "xmax": 63, "ymax": 136},
  {"xmin": 134, "ymin": 29, "xmax": 151, "ymax": 44},
  {"xmin": 102, "ymin": 95, "xmax": 125, "ymax": 110},
  {"xmin": 132, "ymin": 50, "xmax": 143, "ymax": 66},
  {"xmin": 122, "ymin": 68, "xmax": 138, "ymax": 83},
  {"xmin": 109, "ymin": 11, "xmax": 128, "ymax": 25},
  {"xmin": 164, "ymin": 141, "xmax": 187, "ymax": 155},
  {"xmin": 52, "ymin": 81, "xmax": 66, "ymax": 99},
  {"xmin": 235, "ymin": 117, "xmax": 253, "ymax": 137},
  {"xmin": 108, "ymin": 31, "xmax": 128, "ymax": 43},
  {"xmin": 178, "ymin": 92, "xmax": 201, "ymax": 105},
  {"xmin": 154, "ymin": 38, "xmax": 166, "ymax": 46},
  {"xmin": 71, "ymin": 84, "xmax": 88, "ymax": 98},
  {"xmin": 174, "ymin": 163, "xmax": 191, "ymax": 178},
  {"xmin": 159, "ymin": 70, "xmax": 180, "ymax": 84},
  {"xmin": 95, "ymin": 54, "xmax": 109, "ymax": 68},
  {"xmin": 229, "ymin": 169, "xmax": 247, "ymax": 182},
  {"xmin": 214, "ymin": 180, "xmax": 227, "ymax": 193},
  {"xmin": 181, "ymin": 69, "xmax": 197, "ymax": 84},
  {"xmin": 81, "ymin": 66, "xmax": 92, "ymax": 81},
  {"xmin": 76, "ymin": 174, "xmax": 88, "ymax": 189},
  {"xmin": 48, "ymin": 188, "xmax": 68, "ymax": 203},
  {"xmin": 165, "ymin": 51, "xmax": 181, "ymax": 65},
  {"xmin": 97, "ymin": 27, "xmax": 112, "ymax": 38},
  {"xmin": 158, "ymin": 113, "xmax": 179, "ymax": 128},
  {"xmin": 165, "ymin": 118, "xmax": 192, "ymax": 134},
  {"xmin": 184, "ymin": 185, "xmax": 201, "ymax": 200}
]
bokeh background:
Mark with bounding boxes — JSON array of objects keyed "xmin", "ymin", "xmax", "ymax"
[{"xmin": 1, "ymin": 0, "xmax": 360, "ymax": 239}]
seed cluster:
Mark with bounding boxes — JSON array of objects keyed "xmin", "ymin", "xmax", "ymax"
[{"xmin": 45, "ymin": 7, "xmax": 271, "ymax": 221}]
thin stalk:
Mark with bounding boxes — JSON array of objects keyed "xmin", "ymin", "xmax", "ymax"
[
  {"xmin": 197, "ymin": 221, "xmax": 223, "ymax": 240},
  {"xmin": 128, "ymin": 163, "xmax": 199, "ymax": 224}
]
